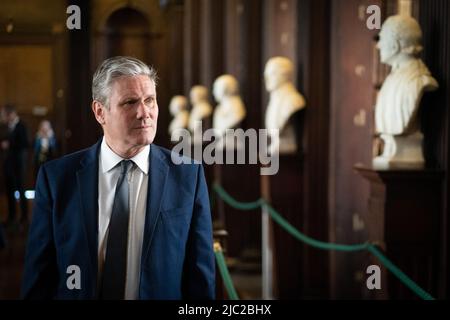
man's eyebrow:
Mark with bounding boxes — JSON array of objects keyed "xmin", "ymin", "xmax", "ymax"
[
  {"xmin": 119, "ymin": 94, "xmax": 156, "ymax": 103},
  {"xmin": 118, "ymin": 97, "xmax": 139, "ymax": 105},
  {"xmin": 120, "ymin": 96, "xmax": 138, "ymax": 102}
]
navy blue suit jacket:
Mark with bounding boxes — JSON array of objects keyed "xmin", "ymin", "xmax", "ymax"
[{"xmin": 21, "ymin": 140, "xmax": 215, "ymax": 299}]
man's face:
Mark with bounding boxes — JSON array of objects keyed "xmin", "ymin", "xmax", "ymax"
[
  {"xmin": 4, "ymin": 111, "xmax": 17, "ymax": 125},
  {"xmin": 95, "ymin": 75, "xmax": 158, "ymax": 155},
  {"xmin": 377, "ymin": 28, "xmax": 399, "ymax": 65},
  {"xmin": 169, "ymin": 97, "xmax": 184, "ymax": 116},
  {"xmin": 212, "ymin": 82, "xmax": 223, "ymax": 103},
  {"xmin": 190, "ymin": 88, "xmax": 199, "ymax": 105},
  {"xmin": 264, "ymin": 64, "xmax": 282, "ymax": 92}
]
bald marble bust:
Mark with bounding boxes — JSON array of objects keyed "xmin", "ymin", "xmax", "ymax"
[
  {"xmin": 189, "ymin": 85, "xmax": 213, "ymax": 142},
  {"xmin": 212, "ymin": 75, "xmax": 246, "ymax": 140},
  {"xmin": 264, "ymin": 56, "xmax": 305, "ymax": 155},
  {"xmin": 373, "ymin": 15, "xmax": 438, "ymax": 168},
  {"xmin": 168, "ymin": 95, "xmax": 189, "ymax": 139}
]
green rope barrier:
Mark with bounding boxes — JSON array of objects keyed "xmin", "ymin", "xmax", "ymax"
[
  {"xmin": 214, "ymin": 243, "xmax": 239, "ymax": 300},
  {"xmin": 212, "ymin": 183, "xmax": 436, "ymax": 300},
  {"xmin": 213, "ymin": 185, "xmax": 264, "ymax": 211},
  {"xmin": 264, "ymin": 203, "xmax": 370, "ymax": 252},
  {"xmin": 367, "ymin": 245, "xmax": 434, "ymax": 300}
]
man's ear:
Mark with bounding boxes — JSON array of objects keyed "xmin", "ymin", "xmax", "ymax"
[
  {"xmin": 92, "ymin": 100, "xmax": 106, "ymax": 125},
  {"xmin": 392, "ymin": 39, "xmax": 401, "ymax": 55}
]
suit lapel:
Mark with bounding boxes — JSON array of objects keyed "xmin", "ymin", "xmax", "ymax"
[
  {"xmin": 142, "ymin": 144, "xmax": 169, "ymax": 263},
  {"xmin": 76, "ymin": 140, "xmax": 101, "ymax": 293}
]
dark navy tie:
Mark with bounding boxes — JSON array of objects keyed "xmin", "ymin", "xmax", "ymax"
[{"xmin": 100, "ymin": 160, "xmax": 133, "ymax": 300}]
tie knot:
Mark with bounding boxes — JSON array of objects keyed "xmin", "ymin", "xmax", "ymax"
[{"xmin": 120, "ymin": 160, "xmax": 133, "ymax": 175}]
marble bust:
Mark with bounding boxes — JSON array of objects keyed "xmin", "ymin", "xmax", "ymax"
[
  {"xmin": 212, "ymin": 75, "xmax": 246, "ymax": 147},
  {"xmin": 189, "ymin": 85, "xmax": 212, "ymax": 143},
  {"xmin": 264, "ymin": 56, "xmax": 306, "ymax": 155},
  {"xmin": 373, "ymin": 15, "xmax": 438, "ymax": 168},
  {"xmin": 168, "ymin": 95, "xmax": 189, "ymax": 140}
]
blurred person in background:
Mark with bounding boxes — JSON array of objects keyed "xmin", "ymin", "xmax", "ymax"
[
  {"xmin": 0, "ymin": 104, "xmax": 30, "ymax": 226},
  {"xmin": 33, "ymin": 120, "xmax": 57, "ymax": 180}
]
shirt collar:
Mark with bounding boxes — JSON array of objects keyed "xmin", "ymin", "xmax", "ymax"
[
  {"xmin": 8, "ymin": 117, "xmax": 19, "ymax": 131},
  {"xmin": 100, "ymin": 137, "xmax": 149, "ymax": 175}
]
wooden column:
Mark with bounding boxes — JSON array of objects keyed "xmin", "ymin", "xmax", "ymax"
[
  {"xmin": 329, "ymin": 0, "xmax": 383, "ymax": 299},
  {"xmin": 199, "ymin": 0, "xmax": 225, "ymax": 91},
  {"xmin": 183, "ymin": 0, "xmax": 201, "ymax": 94},
  {"xmin": 260, "ymin": 0, "xmax": 306, "ymax": 299},
  {"xmin": 224, "ymin": 0, "xmax": 263, "ymax": 128},
  {"xmin": 67, "ymin": 0, "xmax": 98, "ymax": 152},
  {"xmin": 296, "ymin": 0, "xmax": 331, "ymax": 299},
  {"xmin": 166, "ymin": 3, "xmax": 185, "ymax": 99},
  {"xmin": 198, "ymin": 1, "xmax": 225, "ymax": 226},
  {"xmin": 419, "ymin": 0, "xmax": 450, "ymax": 299},
  {"xmin": 355, "ymin": 165, "xmax": 442, "ymax": 299},
  {"xmin": 213, "ymin": 0, "xmax": 263, "ymax": 267}
]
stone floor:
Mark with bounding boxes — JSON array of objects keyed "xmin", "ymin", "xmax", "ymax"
[
  {"xmin": 0, "ymin": 206, "xmax": 29, "ymax": 299},
  {"xmin": 226, "ymin": 249, "xmax": 263, "ymax": 300},
  {"xmin": 230, "ymin": 271, "xmax": 262, "ymax": 299}
]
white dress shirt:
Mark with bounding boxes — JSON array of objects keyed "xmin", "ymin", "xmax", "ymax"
[
  {"xmin": 98, "ymin": 137, "xmax": 149, "ymax": 300},
  {"xmin": 8, "ymin": 116, "xmax": 19, "ymax": 132}
]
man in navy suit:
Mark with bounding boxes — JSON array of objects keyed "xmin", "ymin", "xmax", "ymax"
[{"xmin": 21, "ymin": 56, "xmax": 215, "ymax": 300}]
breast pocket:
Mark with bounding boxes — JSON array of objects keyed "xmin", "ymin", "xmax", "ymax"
[
  {"xmin": 160, "ymin": 203, "xmax": 193, "ymax": 219},
  {"xmin": 158, "ymin": 203, "xmax": 193, "ymax": 252},
  {"xmin": 152, "ymin": 203, "xmax": 193, "ymax": 272}
]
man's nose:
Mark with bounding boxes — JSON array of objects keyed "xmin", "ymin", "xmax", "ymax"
[{"xmin": 136, "ymin": 101, "xmax": 150, "ymax": 119}]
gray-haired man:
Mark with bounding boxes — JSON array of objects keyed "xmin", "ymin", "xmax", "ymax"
[{"xmin": 22, "ymin": 56, "xmax": 215, "ymax": 300}]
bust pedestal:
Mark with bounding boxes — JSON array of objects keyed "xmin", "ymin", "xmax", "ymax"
[
  {"xmin": 261, "ymin": 153, "xmax": 304, "ymax": 299},
  {"xmin": 213, "ymin": 147, "xmax": 261, "ymax": 269},
  {"xmin": 354, "ymin": 164, "xmax": 442, "ymax": 299},
  {"xmin": 373, "ymin": 132, "xmax": 425, "ymax": 169}
]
